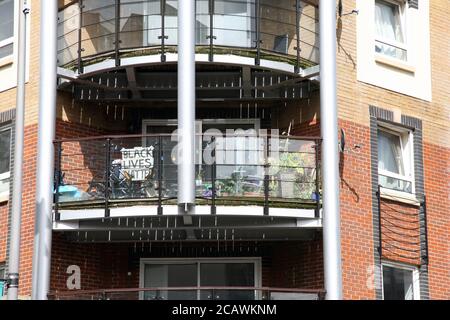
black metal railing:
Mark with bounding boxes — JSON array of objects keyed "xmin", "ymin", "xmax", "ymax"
[
  {"xmin": 57, "ymin": 0, "xmax": 320, "ymax": 72},
  {"xmin": 53, "ymin": 133, "xmax": 321, "ymax": 220},
  {"xmin": 48, "ymin": 286, "xmax": 326, "ymax": 300}
]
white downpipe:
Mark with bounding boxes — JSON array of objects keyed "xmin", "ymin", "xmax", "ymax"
[
  {"xmin": 177, "ymin": 0, "xmax": 196, "ymax": 213},
  {"xmin": 319, "ymin": 0, "xmax": 343, "ymax": 300},
  {"xmin": 31, "ymin": 0, "xmax": 58, "ymax": 300}
]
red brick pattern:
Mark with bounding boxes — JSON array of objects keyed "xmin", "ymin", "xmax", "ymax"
[{"xmin": 423, "ymin": 143, "xmax": 450, "ymax": 299}]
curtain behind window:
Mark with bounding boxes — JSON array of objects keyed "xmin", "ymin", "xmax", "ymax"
[
  {"xmin": 378, "ymin": 130, "xmax": 404, "ymax": 175},
  {"xmin": 375, "ymin": 0, "xmax": 406, "ymax": 60}
]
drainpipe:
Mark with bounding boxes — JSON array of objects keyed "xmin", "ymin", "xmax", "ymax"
[
  {"xmin": 7, "ymin": 0, "xmax": 30, "ymax": 300},
  {"xmin": 319, "ymin": 0, "xmax": 343, "ymax": 300},
  {"xmin": 177, "ymin": 0, "xmax": 196, "ymax": 214},
  {"xmin": 31, "ymin": 0, "xmax": 58, "ymax": 300}
]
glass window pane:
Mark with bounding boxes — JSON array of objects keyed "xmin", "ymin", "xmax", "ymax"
[
  {"xmin": 0, "ymin": 0, "xmax": 14, "ymax": 42},
  {"xmin": 383, "ymin": 266, "xmax": 414, "ymax": 300},
  {"xmin": 200, "ymin": 263, "xmax": 255, "ymax": 300},
  {"xmin": 378, "ymin": 130, "xmax": 404, "ymax": 175},
  {"xmin": 0, "ymin": 42, "xmax": 13, "ymax": 60},
  {"xmin": 375, "ymin": 0, "xmax": 404, "ymax": 43},
  {"xmin": 0, "ymin": 129, "xmax": 11, "ymax": 175},
  {"xmin": 144, "ymin": 264, "xmax": 197, "ymax": 300},
  {"xmin": 213, "ymin": 0, "xmax": 255, "ymax": 47}
]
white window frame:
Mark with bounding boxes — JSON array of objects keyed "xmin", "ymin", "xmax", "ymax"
[
  {"xmin": 381, "ymin": 261, "xmax": 420, "ymax": 300},
  {"xmin": 377, "ymin": 122, "xmax": 415, "ymax": 195},
  {"xmin": 374, "ymin": 0, "xmax": 408, "ymax": 62},
  {"xmin": 139, "ymin": 257, "xmax": 262, "ymax": 300},
  {"xmin": 0, "ymin": 0, "xmax": 15, "ymax": 64},
  {"xmin": 0, "ymin": 125, "xmax": 12, "ymax": 201}
]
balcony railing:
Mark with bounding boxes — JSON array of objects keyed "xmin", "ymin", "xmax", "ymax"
[
  {"xmin": 48, "ymin": 286, "xmax": 326, "ymax": 300},
  {"xmin": 53, "ymin": 134, "xmax": 321, "ymax": 220},
  {"xmin": 58, "ymin": 0, "xmax": 319, "ymax": 72}
]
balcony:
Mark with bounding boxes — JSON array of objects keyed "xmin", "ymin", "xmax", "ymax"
[
  {"xmin": 57, "ymin": 0, "xmax": 319, "ymax": 74},
  {"xmin": 53, "ymin": 133, "xmax": 321, "ymax": 221},
  {"xmin": 48, "ymin": 286, "xmax": 325, "ymax": 300}
]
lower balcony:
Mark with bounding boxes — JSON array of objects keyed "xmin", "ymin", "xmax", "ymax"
[
  {"xmin": 53, "ymin": 133, "xmax": 322, "ymax": 221},
  {"xmin": 48, "ymin": 287, "xmax": 325, "ymax": 300}
]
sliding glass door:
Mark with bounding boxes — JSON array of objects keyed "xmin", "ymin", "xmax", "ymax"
[{"xmin": 140, "ymin": 258, "xmax": 260, "ymax": 300}]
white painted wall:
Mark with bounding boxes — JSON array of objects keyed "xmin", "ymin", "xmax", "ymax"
[{"xmin": 356, "ymin": 0, "xmax": 432, "ymax": 101}]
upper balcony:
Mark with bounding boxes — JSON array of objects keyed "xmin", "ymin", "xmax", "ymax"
[
  {"xmin": 53, "ymin": 133, "xmax": 321, "ymax": 224},
  {"xmin": 57, "ymin": 0, "xmax": 319, "ymax": 76}
]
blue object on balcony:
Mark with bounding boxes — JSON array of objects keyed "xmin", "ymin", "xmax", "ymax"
[
  {"xmin": 312, "ymin": 192, "xmax": 320, "ymax": 201},
  {"xmin": 0, "ymin": 280, "xmax": 5, "ymax": 296}
]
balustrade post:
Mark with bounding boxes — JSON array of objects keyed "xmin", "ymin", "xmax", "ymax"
[
  {"xmin": 54, "ymin": 142, "xmax": 63, "ymax": 222},
  {"xmin": 263, "ymin": 134, "xmax": 269, "ymax": 216},
  {"xmin": 295, "ymin": 0, "xmax": 301, "ymax": 73},
  {"xmin": 207, "ymin": 0, "xmax": 216, "ymax": 62},
  {"xmin": 77, "ymin": 0, "xmax": 84, "ymax": 73},
  {"xmin": 160, "ymin": 0, "xmax": 168, "ymax": 62},
  {"xmin": 255, "ymin": 0, "xmax": 261, "ymax": 66},
  {"xmin": 105, "ymin": 138, "xmax": 112, "ymax": 218},
  {"xmin": 315, "ymin": 139, "xmax": 321, "ymax": 218},
  {"xmin": 158, "ymin": 136, "xmax": 163, "ymax": 215},
  {"xmin": 211, "ymin": 136, "xmax": 217, "ymax": 215},
  {"xmin": 114, "ymin": 0, "xmax": 121, "ymax": 67}
]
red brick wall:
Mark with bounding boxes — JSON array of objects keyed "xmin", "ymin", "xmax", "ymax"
[
  {"xmin": 49, "ymin": 239, "xmax": 324, "ymax": 294},
  {"xmin": 423, "ymin": 143, "xmax": 450, "ymax": 299},
  {"xmin": 268, "ymin": 239, "xmax": 323, "ymax": 289},
  {"xmin": 338, "ymin": 119, "xmax": 377, "ymax": 300},
  {"xmin": 0, "ymin": 204, "xmax": 9, "ymax": 263},
  {"xmin": 18, "ymin": 124, "xmax": 39, "ymax": 296}
]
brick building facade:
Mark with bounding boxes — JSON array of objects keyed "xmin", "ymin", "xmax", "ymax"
[{"xmin": 0, "ymin": 0, "xmax": 448, "ymax": 300}]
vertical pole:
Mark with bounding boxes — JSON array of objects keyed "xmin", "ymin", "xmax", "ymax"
[
  {"xmin": 77, "ymin": 0, "xmax": 84, "ymax": 74},
  {"xmin": 254, "ymin": 0, "xmax": 261, "ymax": 66},
  {"xmin": 7, "ymin": 0, "xmax": 29, "ymax": 301},
  {"xmin": 263, "ymin": 134, "xmax": 269, "ymax": 216},
  {"xmin": 32, "ymin": 0, "xmax": 58, "ymax": 300},
  {"xmin": 315, "ymin": 139, "xmax": 321, "ymax": 218},
  {"xmin": 211, "ymin": 137, "xmax": 216, "ymax": 215},
  {"xmin": 157, "ymin": 136, "xmax": 163, "ymax": 215},
  {"xmin": 295, "ymin": 0, "xmax": 301, "ymax": 74},
  {"xmin": 114, "ymin": 0, "xmax": 121, "ymax": 67},
  {"xmin": 207, "ymin": 0, "xmax": 215, "ymax": 62},
  {"xmin": 54, "ymin": 142, "xmax": 62, "ymax": 222},
  {"xmin": 160, "ymin": 0, "xmax": 168, "ymax": 62},
  {"xmin": 319, "ymin": 0, "xmax": 342, "ymax": 300},
  {"xmin": 104, "ymin": 138, "xmax": 111, "ymax": 218},
  {"xmin": 177, "ymin": 0, "xmax": 196, "ymax": 214}
]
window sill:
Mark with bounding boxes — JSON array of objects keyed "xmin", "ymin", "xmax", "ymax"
[
  {"xmin": 379, "ymin": 187, "xmax": 421, "ymax": 207},
  {"xmin": 375, "ymin": 54, "xmax": 416, "ymax": 74},
  {"xmin": 0, "ymin": 192, "xmax": 9, "ymax": 204},
  {"xmin": 0, "ymin": 56, "xmax": 13, "ymax": 69}
]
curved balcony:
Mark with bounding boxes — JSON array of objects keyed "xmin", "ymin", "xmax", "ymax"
[
  {"xmin": 57, "ymin": 0, "xmax": 319, "ymax": 75},
  {"xmin": 53, "ymin": 134, "xmax": 321, "ymax": 221}
]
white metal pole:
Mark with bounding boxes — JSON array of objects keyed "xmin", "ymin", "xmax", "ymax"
[
  {"xmin": 177, "ymin": 0, "xmax": 196, "ymax": 213},
  {"xmin": 319, "ymin": 0, "xmax": 343, "ymax": 300},
  {"xmin": 7, "ymin": 0, "xmax": 30, "ymax": 301},
  {"xmin": 31, "ymin": 0, "xmax": 58, "ymax": 300}
]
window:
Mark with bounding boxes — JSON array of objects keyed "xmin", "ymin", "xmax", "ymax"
[
  {"xmin": 378, "ymin": 125, "xmax": 414, "ymax": 193},
  {"xmin": 382, "ymin": 263, "xmax": 420, "ymax": 300},
  {"xmin": 0, "ymin": 126, "xmax": 11, "ymax": 198},
  {"xmin": 375, "ymin": 0, "xmax": 407, "ymax": 61},
  {"xmin": 0, "ymin": 0, "xmax": 14, "ymax": 60},
  {"xmin": 140, "ymin": 258, "xmax": 260, "ymax": 300},
  {"xmin": 0, "ymin": 263, "xmax": 5, "ymax": 297}
]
